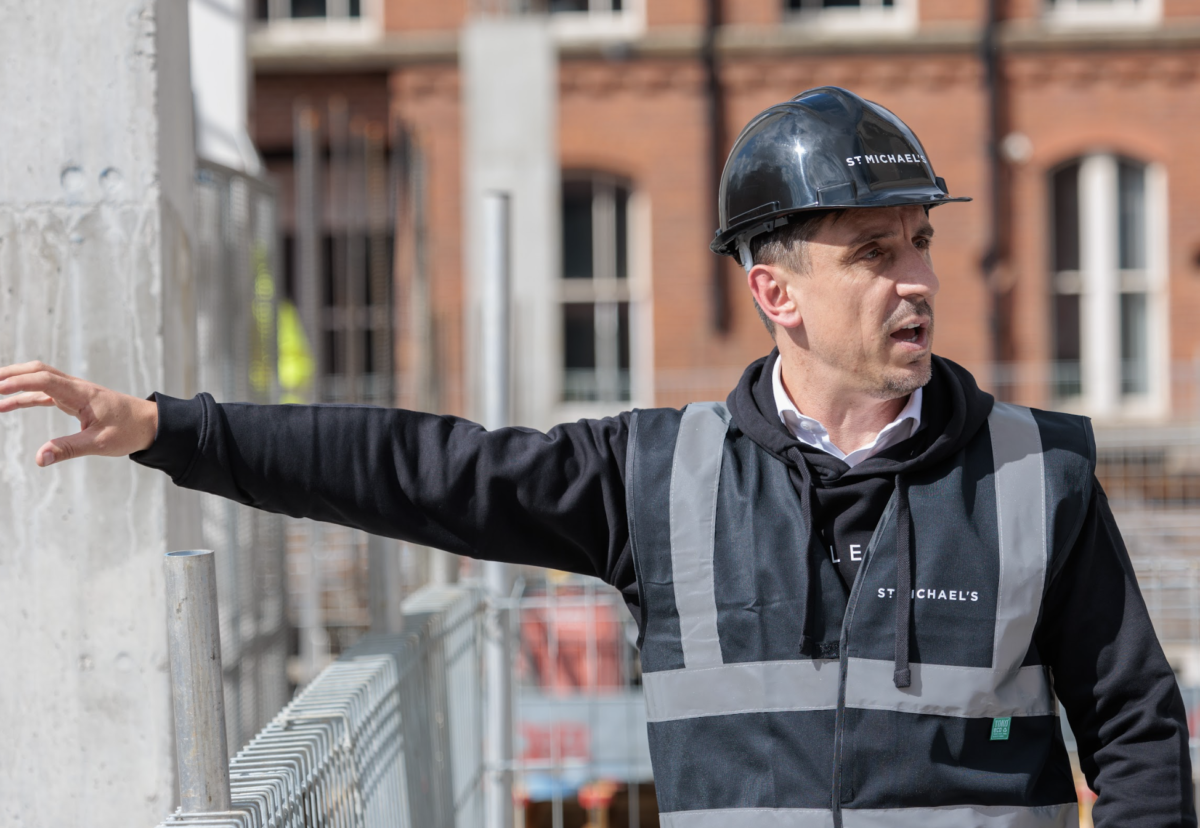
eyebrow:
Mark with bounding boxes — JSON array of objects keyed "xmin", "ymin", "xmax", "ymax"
[{"xmin": 844, "ymin": 222, "xmax": 935, "ymax": 250}]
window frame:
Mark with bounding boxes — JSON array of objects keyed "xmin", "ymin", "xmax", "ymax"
[
  {"xmin": 554, "ymin": 171, "xmax": 652, "ymax": 420},
  {"xmin": 1048, "ymin": 153, "xmax": 1168, "ymax": 421},
  {"xmin": 548, "ymin": 0, "xmax": 646, "ymax": 44},
  {"xmin": 253, "ymin": 0, "xmax": 382, "ymax": 41},
  {"xmin": 1043, "ymin": 0, "xmax": 1161, "ymax": 30},
  {"xmin": 782, "ymin": 0, "xmax": 918, "ymax": 36}
]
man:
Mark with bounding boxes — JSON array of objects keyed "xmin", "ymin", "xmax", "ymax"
[{"xmin": 0, "ymin": 87, "xmax": 1193, "ymax": 827}]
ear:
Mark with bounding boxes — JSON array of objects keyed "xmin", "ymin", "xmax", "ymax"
[{"xmin": 747, "ymin": 263, "xmax": 802, "ymax": 330}]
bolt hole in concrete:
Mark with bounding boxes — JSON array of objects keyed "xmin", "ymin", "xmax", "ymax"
[
  {"xmin": 60, "ymin": 165, "xmax": 86, "ymax": 198},
  {"xmin": 99, "ymin": 167, "xmax": 124, "ymax": 197}
]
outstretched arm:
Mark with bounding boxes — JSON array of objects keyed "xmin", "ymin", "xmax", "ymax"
[
  {"xmin": 138, "ymin": 392, "xmax": 631, "ymax": 577},
  {"xmin": 0, "ymin": 362, "xmax": 633, "ymax": 581}
]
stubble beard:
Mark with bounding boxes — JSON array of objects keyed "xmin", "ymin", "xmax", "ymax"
[{"xmin": 872, "ymin": 300, "xmax": 935, "ymax": 400}]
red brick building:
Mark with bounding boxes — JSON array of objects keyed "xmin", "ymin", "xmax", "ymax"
[{"xmin": 249, "ymin": 0, "xmax": 1200, "ymax": 426}]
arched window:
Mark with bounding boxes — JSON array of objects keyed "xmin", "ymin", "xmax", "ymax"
[
  {"xmin": 560, "ymin": 173, "xmax": 635, "ymax": 404},
  {"xmin": 1050, "ymin": 154, "xmax": 1164, "ymax": 415}
]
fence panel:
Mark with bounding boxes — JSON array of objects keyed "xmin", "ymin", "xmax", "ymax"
[
  {"xmin": 155, "ymin": 585, "xmax": 485, "ymax": 828},
  {"xmin": 194, "ymin": 161, "xmax": 290, "ymax": 752}
]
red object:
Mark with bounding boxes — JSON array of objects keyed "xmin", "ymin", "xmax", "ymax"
[
  {"xmin": 578, "ymin": 780, "xmax": 618, "ymax": 810},
  {"xmin": 519, "ymin": 589, "xmax": 623, "ymax": 693},
  {"xmin": 519, "ymin": 721, "xmax": 591, "ymax": 763}
]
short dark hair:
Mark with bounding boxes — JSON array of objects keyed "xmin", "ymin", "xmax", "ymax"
[{"xmin": 747, "ymin": 209, "xmax": 841, "ymax": 337}]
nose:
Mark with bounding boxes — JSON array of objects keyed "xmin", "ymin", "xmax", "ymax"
[{"xmin": 895, "ymin": 241, "xmax": 939, "ymax": 304}]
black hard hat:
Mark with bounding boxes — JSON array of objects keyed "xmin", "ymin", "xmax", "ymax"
[{"xmin": 711, "ymin": 86, "xmax": 970, "ymax": 261}]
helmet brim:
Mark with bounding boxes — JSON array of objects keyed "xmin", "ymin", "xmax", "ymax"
[{"xmin": 710, "ymin": 192, "xmax": 972, "ymax": 258}]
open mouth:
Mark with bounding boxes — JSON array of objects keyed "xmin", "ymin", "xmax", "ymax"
[{"xmin": 889, "ymin": 321, "xmax": 929, "ymax": 349}]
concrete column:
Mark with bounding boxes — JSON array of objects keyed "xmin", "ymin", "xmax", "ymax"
[
  {"xmin": 0, "ymin": 2, "xmax": 202, "ymax": 826},
  {"xmin": 463, "ymin": 19, "xmax": 558, "ymax": 431}
]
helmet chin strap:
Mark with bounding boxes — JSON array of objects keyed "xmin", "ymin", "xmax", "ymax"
[{"xmin": 738, "ymin": 239, "xmax": 754, "ymax": 274}]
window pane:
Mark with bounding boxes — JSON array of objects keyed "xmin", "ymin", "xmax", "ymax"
[
  {"xmin": 1118, "ymin": 160, "xmax": 1146, "ymax": 271},
  {"xmin": 563, "ymin": 181, "xmax": 594, "ymax": 279},
  {"xmin": 823, "ymin": 0, "xmax": 864, "ymax": 6},
  {"xmin": 291, "ymin": 0, "xmax": 327, "ymax": 17},
  {"xmin": 1052, "ymin": 162, "xmax": 1080, "ymax": 273},
  {"xmin": 550, "ymin": 0, "xmax": 590, "ymax": 11},
  {"xmin": 256, "ymin": 0, "xmax": 270, "ymax": 20},
  {"xmin": 1121, "ymin": 292, "xmax": 1149, "ymax": 395},
  {"xmin": 564, "ymin": 303, "xmax": 596, "ymax": 401},
  {"xmin": 349, "ymin": 0, "xmax": 361, "ymax": 16},
  {"xmin": 1053, "ymin": 293, "xmax": 1082, "ymax": 398},
  {"xmin": 615, "ymin": 186, "xmax": 628, "ymax": 280}
]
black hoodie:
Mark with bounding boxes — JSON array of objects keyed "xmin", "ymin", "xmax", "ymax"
[
  {"xmin": 133, "ymin": 354, "xmax": 1195, "ymax": 827},
  {"xmin": 727, "ymin": 352, "xmax": 994, "ymax": 678}
]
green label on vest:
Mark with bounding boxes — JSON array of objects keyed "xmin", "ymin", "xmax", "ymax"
[{"xmin": 990, "ymin": 717, "xmax": 1012, "ymax": 741}]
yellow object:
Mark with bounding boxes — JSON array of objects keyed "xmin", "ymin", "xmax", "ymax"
[
  {"xmin": 278, "ymin": 300, "xmax": 315, "ymax": 403},
  {"xmin": 250, "ymin": 247, "xmax": 276, "ymax": 400}
]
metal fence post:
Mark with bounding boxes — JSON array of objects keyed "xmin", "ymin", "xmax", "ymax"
[
  {"xmin": 164, "ymin": 550, "xmax": 232, "ymax": 814},
  {"xmin": 483, "ymin": 190, "xmax": 515, "ymax": 828}
]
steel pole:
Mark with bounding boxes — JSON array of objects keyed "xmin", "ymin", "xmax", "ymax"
[
  {"xmin": 163, "ymin": 550, "xmax": 232, "ymax": 814},
  {"xmin": 483, "ymin": 191, "xmax": 515, "ymax": 828}
]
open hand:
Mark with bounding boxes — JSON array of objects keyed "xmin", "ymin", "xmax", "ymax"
[{"xmin": 0, "ymin": 362, "xmax": 158, "ymax": 466}]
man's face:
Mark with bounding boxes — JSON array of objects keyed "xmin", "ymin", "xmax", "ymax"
[{"xmin": 788, "ymin": 205, "xmax": 939, "ymax": 400}]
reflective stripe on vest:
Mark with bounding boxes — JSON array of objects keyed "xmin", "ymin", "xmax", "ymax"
[
  {"xmin": 659, "ymin": 804, "xmax": 1078, "ymax": 828},
  {"xmin": 668, "ymin": 401, "xmax": 731, "ymax": 669},
  {"xmin": 648, "ymin": 400, "xmax": 1053, "ymax": 723}
]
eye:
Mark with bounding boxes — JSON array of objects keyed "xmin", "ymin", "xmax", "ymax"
[
  {"xmin": 914, "ymin": 236, "xmax": 933, "ymax": 250},
  {"xmin": 862, "ymin": 247, "xmax": 883, "ymax": 260}
]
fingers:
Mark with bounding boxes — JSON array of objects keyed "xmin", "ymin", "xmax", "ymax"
[
  {"xmin": 0, "ymin": 361, "xmax": 66, "ymax": 383},
  {"xmin": 0, "ymin": 363, "xmax": 157, "ymax": 466},
  {"xmin": 37, "ymin": 429, "xmax": 102, "ymax": 467},
  {"xmin": 0, "ymin": 392, "xmax": 56, "ymax": 413},
  {"xmin": 0, "ymin": 370, "xmax": 86, "ymax": 412}
]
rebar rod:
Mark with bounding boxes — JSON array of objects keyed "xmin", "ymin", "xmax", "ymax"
[{"xmin": 164, "ymin": 550, "xmax": 232, "ymax": 814}]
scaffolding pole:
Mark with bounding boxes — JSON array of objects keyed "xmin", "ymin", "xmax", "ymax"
[
  {"xmin": 163, "ymin": 550, "xmax": 231, "ymax": 814},
  {"xmin": 483, "ymin": 191, "xmax": 515, "ymax": 828}
]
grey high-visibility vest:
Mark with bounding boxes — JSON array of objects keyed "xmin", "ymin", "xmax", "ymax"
[{"xmin": 625, "ymin": 401, "xmax": 1095, "ymax": 828}]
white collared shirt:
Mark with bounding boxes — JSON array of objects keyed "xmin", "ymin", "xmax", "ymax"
[{"xmin": 771, "ymin": 356, "xmax": 923, "ymax": 468}]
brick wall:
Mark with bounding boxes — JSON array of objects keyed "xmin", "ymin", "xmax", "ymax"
[
  {"xmin": 1005, "ymin": 49, "xmax": 1200, "ymax": 371},
  {"xmin": 391, "ymin": 64, "xmax": 468, "ymax": 417},
  {"xmin": 383, "ymin": 0, "xmax": 469, "ymax": 33},
  {"xmin": 253, "ymin": 73, "xmax": 392, "ymax": 154},
  {"xmin": 251, "ymin": 4, "xmax": 1200, "ymax": 417}
]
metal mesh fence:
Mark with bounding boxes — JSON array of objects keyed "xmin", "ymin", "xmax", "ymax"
[
  {"xmin": 513, "ymin": 575, "xmax": 654, "ymax": 825},
  {"xmin": 155, "ymin": 585, "xmax": 485, "ymax": 828},
  {"xmin": 194, "ymin": 160, "xmax": 291, "ymax": 753}
]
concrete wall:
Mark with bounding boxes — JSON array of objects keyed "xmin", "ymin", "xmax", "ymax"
[{"xmin": 0, "ymin": 1, "xmax": 202, "ymax": 824}]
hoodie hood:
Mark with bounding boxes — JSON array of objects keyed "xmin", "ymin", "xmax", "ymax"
[{"xmin": 726, "ymin": 350, "xmax": 994, "ymax": 478}]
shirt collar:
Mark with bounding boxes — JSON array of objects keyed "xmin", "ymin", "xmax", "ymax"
[{"xmin": 771, "ymin": 354, "xmax": 923, "ymax": 466}]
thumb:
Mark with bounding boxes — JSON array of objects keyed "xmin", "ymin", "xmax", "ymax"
[{"xmin": 37, "ymin": 428, "xmax": 101, "ymax": 467}]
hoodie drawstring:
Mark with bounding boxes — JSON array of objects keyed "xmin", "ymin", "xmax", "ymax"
[
  {"xmin": 893, "ymin": 474, "xmax": 913, "ymax": 688},
  {"xmin": 790, "ymin": 453, "xmax": 916, "ymax": 686},
  {"xmin": 789, "ymin": 449, "xmax": 822, "ymax": 658}
]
